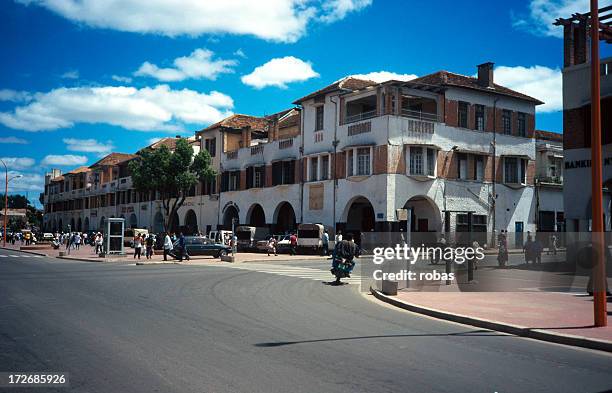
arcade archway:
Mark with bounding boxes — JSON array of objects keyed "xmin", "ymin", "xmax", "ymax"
[
  {"xmin": 223, "ymin": 205, "xmax": 239, "ymax": 229},
  {"xmin": 273, "ymin": 202, "xmax": 297, "ymax": 234},
  {"xmin": 184, "ymin": 209, "xmax": 198, "ymax": 235},
  {"xmin": 247, "ymin": 204, "xmax": 266, "ymax": 227}
]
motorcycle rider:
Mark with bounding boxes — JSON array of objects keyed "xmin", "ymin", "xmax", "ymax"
[{"xmin": 331, "ymin": 233, "xmax": 359, "ymax": 285}]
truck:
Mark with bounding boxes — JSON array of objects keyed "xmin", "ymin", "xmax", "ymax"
[
  {"xmin": 235, "ymin": 226, "xmax": 270, "ymax": 251},
  {"xmin": 297, "ymin": 223, "xmax": 325, "ymax": 253},
  {"xmin": 207, "ymin": 230, "xmax": 233, "ymax": 245}
]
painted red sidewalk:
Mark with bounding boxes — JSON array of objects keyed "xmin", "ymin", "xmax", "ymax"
[{"xmin": 393, "ymin": 291, "xmax": 612, "ymax": 342}]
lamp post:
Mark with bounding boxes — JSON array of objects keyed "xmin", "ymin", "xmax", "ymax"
[{"xmin": 1, "ymin": 159, "xmax": 23, "ymax": 247}]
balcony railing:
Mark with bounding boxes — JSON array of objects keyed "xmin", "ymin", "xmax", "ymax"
[
  {"xmin": 251, "ymin": 145, "xmax": 264, "ymax": 156},
  {"xmin": 226, "ymin": 150, "xmax": 238, "ymax": 160},
  {"xmin": 345, "ymin": 110, "xmax": 377, "ymax": 124},
  {"xmin": 400, "ymin": 109, "xmax": 439, "ymax": 122},
  {"xmin": 278, "ymin": 138, "xmax": 293, "ymax": 149}
]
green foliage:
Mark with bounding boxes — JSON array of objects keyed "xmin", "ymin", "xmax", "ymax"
[{"xmin": 128, "ymin": 138, "xmax": 216, "ymax": 232}]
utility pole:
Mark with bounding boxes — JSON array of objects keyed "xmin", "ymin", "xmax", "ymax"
[
  {"xmin": 2, "ymin": 159, "xmax": 7, "ymax": 247},
  {"xmin": 491, "ymin": 98, "xmax": 499, "ymax": 248},
  {"xmin": 589, "ymin": 0, "xmax": 607, "ymax": 327}
]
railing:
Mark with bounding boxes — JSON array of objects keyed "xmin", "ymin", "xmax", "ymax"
[
  {"xmin": 538, "ymin": 176, "xmax": 563, "ymax": 184},
  {"xmin": 226, "ymin": 150, "xmax": 238, "ymax": 160},
  {"xmin": 278, "ymin": 138, "xmax": 293, "ymax": 149},
  {"xmin": 344, "ymin": 110, "xmax": 377, "ymax": 124},
  {"xmin": 400, "ymin": 109, "xmax": 439, "ymax": 122},
  {"xmin": 314, "ymin": 131, "xmax": 323, "ymax": 143},
  {"xmin": 347, "ymin": 121, "xmax": 372, "ymax": 136},
  {"xmin": 251, "ymin": 145, "xmax": 264, "ymax": 156}
]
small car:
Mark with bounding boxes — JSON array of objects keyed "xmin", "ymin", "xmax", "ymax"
[
  {"xmin": 42, "ymin": 233, "xmax": 55, "ymax": 241},
  {"xmin": 170, "ymin": 236, "xmax": 231, "ymax": 259}
]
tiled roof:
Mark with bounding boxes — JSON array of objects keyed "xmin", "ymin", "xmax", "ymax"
[
  {"xmin": 199, "ymin": 114, "xmax": 269, "ymax": 133},
  {"xmin": 411, "ymin": 71, "xmax": 544, "ymax": 104},
  {"xmin": 90, "ymin": 152, "xmax": 137, "ymax": 168},
  {"xmin": 292, "ymin": 77, "xmax": 377, "ymax": 104},
  {"xmin": 278, "ymin": 108, "xmax": 300, "ymax": 128},
  {"xmin": 66, "ymin": 166, "xmax": 90, "ymax": 175},
  {"xmin": 535, "ymin": 130, "xmax": 563, "ymax": 142}
]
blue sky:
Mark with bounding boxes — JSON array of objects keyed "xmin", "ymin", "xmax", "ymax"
[{"xmin": 0, "ymin": 0, "xmax": 610, "ymax": 205}]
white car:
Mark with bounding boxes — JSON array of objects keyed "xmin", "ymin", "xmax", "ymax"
[{"xmin": 42, "ymin": 233, "xmax": 55, "ymax": 241}]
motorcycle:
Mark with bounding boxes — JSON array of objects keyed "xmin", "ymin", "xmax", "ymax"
[
  {"xmin": 51, "ymin": 239, "xmax": 60, "ymax": 249},
  {"xmin": 330, "ymin": 254, "xmax": 355, "ymax": 284}
]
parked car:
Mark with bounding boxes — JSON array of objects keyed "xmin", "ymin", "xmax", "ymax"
[
  {"xmin": 170, "ymin": 236, "xmax": 231, "ymax": 259},
  {"xmin": 42, "ymin": 233, "xmax": 55, "ymax": 241}
]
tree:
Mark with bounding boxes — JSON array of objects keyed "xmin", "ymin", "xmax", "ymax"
[
  {"xmin": 128, "ymin": 138, "xmax": 216, "ymax": 233},
  {"xmin": 0, "ymin": 194, "xmax": 42, "ymax": 230}
]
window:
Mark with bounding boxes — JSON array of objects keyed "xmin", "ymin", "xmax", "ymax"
[
  {"xmin": 502, "ymin": 110, "xmax": 512, "ymax": 134},
  {"xmin": 205, "ymin": 138, "xmax": 216, "ymax": 157},
  {"xmin": 315, "ymin": 105, "xmax": 324, "ymax": 131},
  {"xmin": 458, "ymin": 102, "xmax": 468, "ymax": 128},
  {"xmin": 426, "ymin": 148, "xmax": 435, "ymax": 176},
  {"xmin": 321, "ymin": 155, "xmax": 329, "ymax": 180},
  {"xmin": 229, "ymin": 171, "xmax": 240, "ymax": 191},
  {"xmin": 347, "ymin": 150, "xmax": 354, "ymax": 177},
  {"xmin": 474, "ymin": 155, "xmax": 484, "ymax": 181},
  {"xmin": 357, "ymin": 148, "xmax": 371, "ymax": 176},
  {"xmin": 409, "ymin": 147, "xmax": 423, "ymax": 175},
  {"xmin": 273, "ymin": 160, "xmax": 295, "ymax": 185},
  {"xmin": 310, "ymin": 157, "xmax": 318, "ymax": 182},
  {"xmin": 475, "ymin": 104, "xmax": 485, "ymax": 131},
  {"xmin": 504, "ymin": 157, "xmax": 527, "ymax": 184},
  {"xmin": 457, "ymin": 153, "xmax": 468, "ymax": 179},
  {"xmin": 254, "ymin": 167, "xmax": 264, "ymax": 188},
  {"xmin": 517, "ymin": 112, "xmax": 526, "ymax": 137}
]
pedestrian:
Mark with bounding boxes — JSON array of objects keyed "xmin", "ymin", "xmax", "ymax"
[
  {"xmin": 145, "ymin": 234, "xmax": 154, "ymax": 259},
  {"xmin": 548, "ymin": 234, "xmax": 558, "ymax": 256},
  {"xmin": 133, "ymin": 233, "xmax": 142, "ymax": 259},
  {"xmin": 74, "ymin": 232, "xmax": 81, "ymax": 250},
  {"xmin": 289, "ymin": 232, "xmax": 297, "ymax": 256},
  {"xmin": 95, "ymin": 232, "xmax": 103, "ymax": 254},
  {"xmin": 321, "ymin": 230, "xmax": 329, "ymax": 256},
  {"xmin": 523, "ymin": 234, "xmax": 534, "ymax": 264},
  {"xmin": 497, "ymin": 231, "xmax": 508, "ymax": 268},
  {"xmin": 533, "ymin": 237, "xmax": 543, "ymax": 264},
  {"xmin": 163, "ymin": 232, "xmax": 173, "ymax": 261},
  {"xmin": 177, "ymin": 233, "xmax": 185, "ymax": 262},
  {"xmin": 266, "ymin": 236, "xmax": 277, "ymax": 256},
  {"xmin": 335, "ymin": 230, "xmax": 342, "ymax": 245}
]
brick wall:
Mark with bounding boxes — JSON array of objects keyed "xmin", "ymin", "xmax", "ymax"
[
  {"xmin": 468, "ymin": 104, "xmax": 475, "ymax": 130},
  {"xmin": 527, "ymin": 160, "xmax": 536, "ymax": 185},
  {"xmin": 445, "ymin": 99, "xmax": 458, "ymax": 127},
  {"xmin": 373, "ymin": 145, "xmax": 388, "ymax": 175},
  {"xmin": 335, "ymin": 151, "xmax": 346, "ymax": 179},
  {"xmin": 295, "ymin": 158, "xmax": 302, "ymax": 183},
  {"xmin": 265, "ymin": 165, "xmax": 272, "ymax": 187},
  {"xmin": 564, "ymin": 106, "xmax": 588, "ymax": 149},
  {"xmin": 486, "ymin": 107, "xmax": 495, "ymax": 132},
  {"xmin": 302, "ymin": 157, "xmax": 308, "ymax": 181},
  {"xmin": 239, "ymin": 170, "xmax": 247, "ymax": 190},
  {"xmin": 484, "ymin": 156, "xmax": 493, "ymax": 182}
]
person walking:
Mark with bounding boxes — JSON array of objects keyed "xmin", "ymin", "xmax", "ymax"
[
  {"xmin": 74, "ymin": 232, "xmax": 81, "ymax": 250},
  {"xmin": 177, "ymin": 233, "xmax": 186, "ymax": 262},
  {"xmin": 523, "ymin": 234, "xmax": 534, "ymax": 265},
  {"xmin": 497, "ymin": 231, "xmax": 508, "ymax": 268},
  {"xmin": 163, "ymin": 232, "xmax": 173, "ymax": 261},
  {"xmin": 133, "ymin": 234, "xmax": 142, "ymax": 259},
  {"xmin": 145, "ymin": 234, "xmax": 154, "ymax": 259},
  {"xmin": 533, "ymin": 237, "xmax": 543, "ymax": 264},
  {"xmin": 321, "ymin": 230, "xmax": 329, "ymax": 256},
  {"xmin": 95, "ymin": 232, "xmax": 103, "ymax": 254},
  {"xmin": 266, "ymin": 236, "xmax": 277, "ymax": 257},
  {"xmin": 289, "ymin": 233, "xmax": 297, "ymax": 256}
]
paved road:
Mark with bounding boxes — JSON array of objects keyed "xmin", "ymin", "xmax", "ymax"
[{"xmin": 0, "ymin": 249, "xmax": 610, "ymax": 393}]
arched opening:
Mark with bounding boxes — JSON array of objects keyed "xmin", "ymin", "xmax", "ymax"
[
  {"xmin": 129, "ymin": 213, "xmax": 138, "ymax": 229},
  {"xmin": 345, "ymin": 196, "xmax": 375, "ymax": 244},
  {"xmin": 273, "ymin": 202, "xmax": 297, "ymax": 234},
  {"xmin": 223, "ymin": 205, "xmax": 240, "ymax": 229},
  {"xmin": 83, "ymin": 217, "xmax": 89, "ymax": 232},
  {"xmin": 99, "ymin": 216, "xmax": 106, "ymax": 232},
  {"xmin": 247, "ymin": 204, "xmax": 266, "ymax": 227},
  {"xmin": 153, "ymin": 212, "xmax": 164, "ymax": 233},
  {"xmin": 77, "ymin": 217, "xmax": 82, "ymax": 232},
  {"xmin": 184, "ymin": 209, "xmax": 198, "ymax": 235},
  {"xmin": 403, "ymin": 196, "xmax": 441, "ymax": 233}
]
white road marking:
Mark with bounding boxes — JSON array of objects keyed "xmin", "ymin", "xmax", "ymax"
[{"xmin": 222, "ymin": 263, "xmax": 364, "ymax": 285}]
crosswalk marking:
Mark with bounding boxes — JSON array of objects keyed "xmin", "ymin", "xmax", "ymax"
[
  {"xmin": 0, "ymin": 253, "xmax": 44, "ymax": 258},
  {"xmin": 221, "ymin": 263, "xmax": 364, "ymax": 285}
]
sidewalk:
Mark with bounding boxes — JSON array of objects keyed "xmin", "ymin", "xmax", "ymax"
[
  {"xmin": 1, "ymin": 242, "xmax": 328, "ymax": 264},
  {"xmin": 371, "ymin": 288, "xmax": 612, "ymax": 352}
]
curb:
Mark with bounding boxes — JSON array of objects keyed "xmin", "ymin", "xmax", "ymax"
[
  {"xmin": 370, "ymin": 287, "xmax": 612, "ymax": 353},
  {"xmin": 0, "ymin": 246, "xmax": 49, "ymax": 257}
]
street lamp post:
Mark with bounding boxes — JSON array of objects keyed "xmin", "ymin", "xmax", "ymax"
[{"xmin": 1, "ymin": 159, "xmax": 23, "ymax": 247}]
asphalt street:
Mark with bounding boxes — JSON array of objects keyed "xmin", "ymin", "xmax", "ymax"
[{"xmin": 0, "ymin": 249, "xmax": 611, "ymax": 393}]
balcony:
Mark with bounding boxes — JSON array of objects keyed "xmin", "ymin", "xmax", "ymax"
[
  {"xmin": 221, "ymin": 136, "xmax": 300, "ymax": 168},
  {"xmin": 345, "ymin": 109, "xmax": 377, "ymax": 124}
]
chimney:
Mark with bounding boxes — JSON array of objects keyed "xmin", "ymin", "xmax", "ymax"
[{"xmin": 477, "ymin": 62, "xmax": 494, "ymax": 87}]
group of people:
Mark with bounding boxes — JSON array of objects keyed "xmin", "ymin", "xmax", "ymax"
[
  {"xmin": 4, "ymin": 231, "xmax": 34, "ymax": 245},
  {"xmin": 131, "ymin": 233, "xmax": 156, "ymax": 259}
]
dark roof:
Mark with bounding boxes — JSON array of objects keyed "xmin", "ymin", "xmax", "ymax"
[
  {"xmin": 292, "ymin": 77, "xmax": 377, "ymax": 104},
  {"xmin": 66, "ymin": 166, "xmax": 91, "ymax": 175},
  {"xmin": 411, "ymin": 71, "xmax": 544, "ymax": 104},
  {"xmin": 535, "ymin": 130, "xmax": 563, "ymax": 142},
  {"xmin": 90, "ymin": 153, "xmax": 137, "ymax": 168},
  {"xmin": 277, "ymin": 108, "xmax": 300, "ymax": 129},
  {"xmin": 199, "ymin": 114, "xmax": 268, "ymax": 133}
]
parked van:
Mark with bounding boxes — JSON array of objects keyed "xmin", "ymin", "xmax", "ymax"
[
  {"xmin": 235, "ymin": 226, "xmax": 270, "ymax": 251},
  {"xmin": 208, "ymin": 230, "xmax": 232, "ymax": 245},
  {"xmin": 297, "ymin": 223, "xmax": 324, "ymax": 252}
]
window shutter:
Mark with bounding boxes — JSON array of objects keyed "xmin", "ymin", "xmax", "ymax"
[
  {"xmin": 246, "ymin": 167, "xmax": 253, "ymax": 189},
  {"xmin": 272, "ymin": 162, "xmax": 282, "ymax": 185}
]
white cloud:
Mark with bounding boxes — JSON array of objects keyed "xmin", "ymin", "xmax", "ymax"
[
  {"xmin": 41, "ymin": 154, "xmax": 88, "ymax": 166},
  {"xmin": 61, "ymin": 70, "xmax": 79, "ymax": 79},
  {"xmin": 134, "ymin": 48, "xmax": 237, "ymax": 82},
  {"xmin": 12, "ymin": 1, "xmax": 326, "ymax": 43},
  {"xmin": 0, "ymin": 136, "xmax": 29, "ymax": 144},
  {"xmin": 0, "ymin": 157, "xmax": 36, "ymax": 170},
  {"xmin": 512, "ymin": 0, "xmax": 589, "ymax": 38},
  {"xmin": 348, "ymin": 71, "xmax": 418, "ymax": 83},
  {"xmin": 0, "ymin": 84, "xmax": 234, "ymax": 132},
  {"xmin": 0, "ymin": 89, "xmax": 33, "ymax": 102},
  {"xmin": 494, "ymin": 65, "xmax": 562, "ymax": 112},
  {"xmin": 241, "ymin": 56, "xmax": 319, "ymax": 89},
  {"xmin": 112, "ymin": 75, "xmax": 132, "ymax": 83},
  {"xmin": 320, "ymin": 0, "xmax": 372, "ymax": 23},
  {"xmin": 6, "ymin": 170, "xmax": 44, "ymax": 193},
  {"xmin": 234, "ymin": 49, "xmax": 247, "ymax": 59},
  {"xmin": 147, "ymin": 137, "xmax": 163, "ymax": 145},
  {"xmin": 63, "ymin": 138, "xmax": 114, "ymax": 155}
]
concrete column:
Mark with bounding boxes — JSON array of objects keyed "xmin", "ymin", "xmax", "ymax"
[
  {"xmin": 352, "ymin": 148, "xmax": 357, "ymax": 176},
  {"xmin": 306, "ymin": 157, "xmax": 311, "ymax": 182},
  {"xmin": 316, "ymin": 155, "xmax": 321, "ymax": 181},
  {"xmin": 369, "ymin": 146, "xmax": 373, "ymax": 175}
]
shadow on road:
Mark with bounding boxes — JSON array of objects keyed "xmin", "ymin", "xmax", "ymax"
[{"xmin": 254, "ymin": 329, "xmax": 504, "ymax": 347}]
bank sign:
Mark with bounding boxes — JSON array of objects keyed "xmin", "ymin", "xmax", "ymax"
[{"xmin": 565, "ymin": 157, "xmax": 612, "ymax": 170}]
